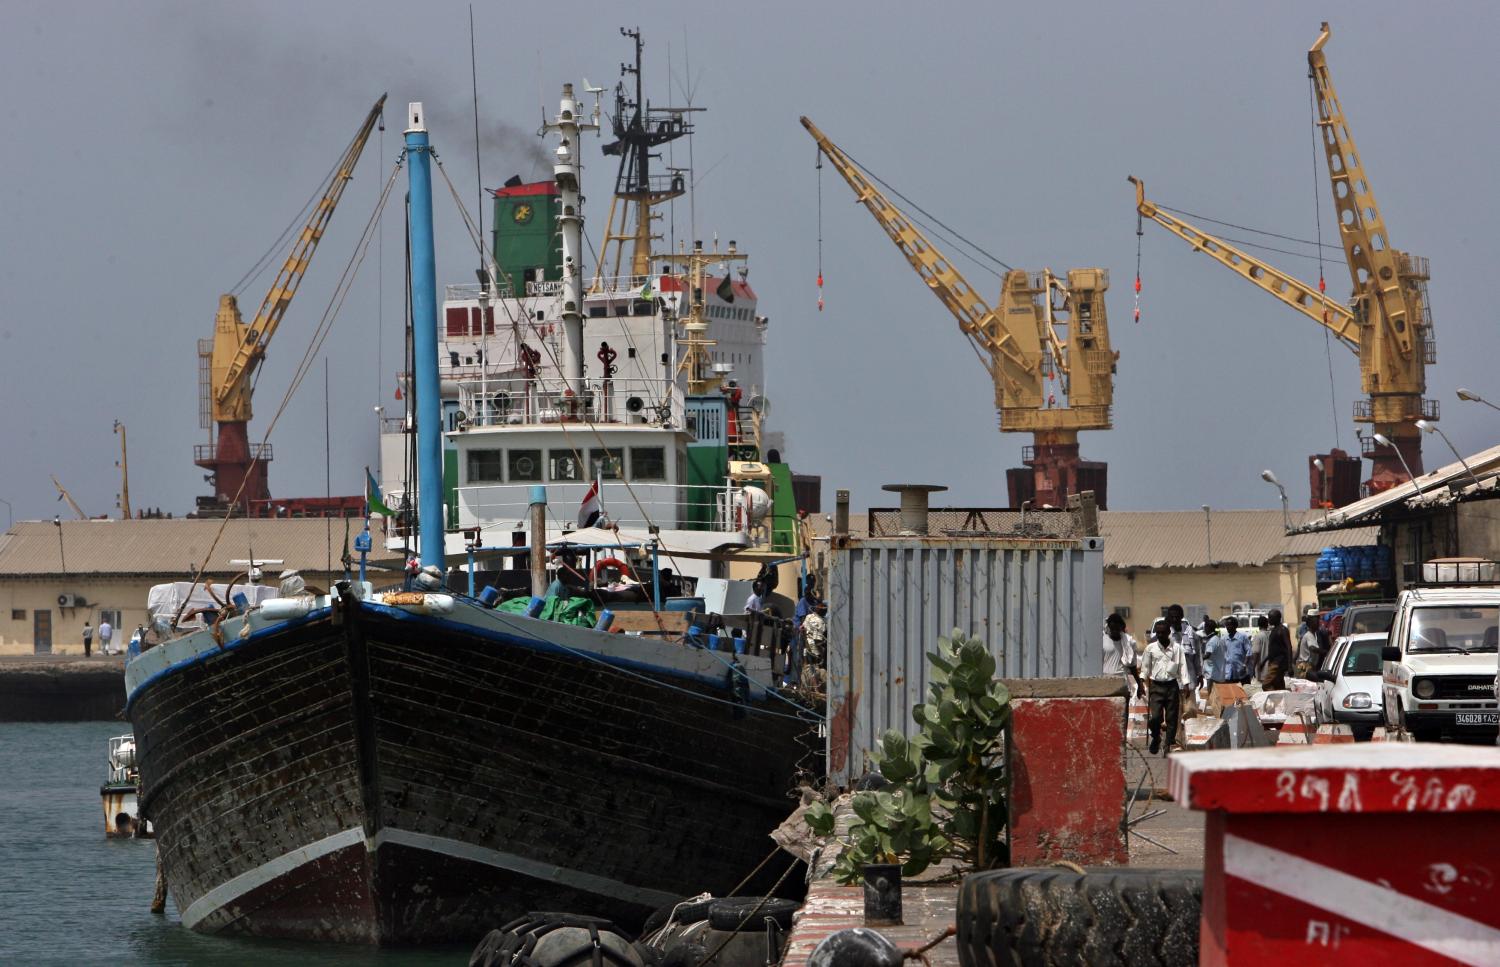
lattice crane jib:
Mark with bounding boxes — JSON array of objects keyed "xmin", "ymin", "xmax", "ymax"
[
  {"xmin": 209, "ymin": 96, "xmax": 387, "ymax": 426},
  {"xmin": 1308, "ymin": 22, "xmax": 1433, "ymax": 427},
  {"xmin": 800, "ymin": 116, "xmax": 1115, "ymax": 437}
]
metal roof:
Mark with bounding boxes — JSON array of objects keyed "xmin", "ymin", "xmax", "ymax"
[
  {"xmin": 0, "ymin": 518, "xmax": 403, "ymax": 577},
  {"xmin": 806, "ymin": 507, "xmax": 1374, "ymax": 569},
  {"xmin": 1291, "ymin": 442, "xmax": 1500, "ymax": 534}
]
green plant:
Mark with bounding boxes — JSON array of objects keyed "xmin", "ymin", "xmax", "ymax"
[{"xmin": 805, "ymin": 630, "xmax": 1011, "ymax": 883}]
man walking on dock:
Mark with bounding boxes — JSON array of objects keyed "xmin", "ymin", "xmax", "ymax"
[
  {"xmin": 1141, "ymin": 619, "xmax": 1191, "ymax": 755},
  {"xmin": 82, "ymin": 621, "xmax": 92, "ymax": 658},
  {"xmin": 98, "ymin": 619, "xmax": 113, "ymax": 657}
]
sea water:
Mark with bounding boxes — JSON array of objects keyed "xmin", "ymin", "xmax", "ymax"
[{"xmin": 0, "ymin": 722, "xmax": 467, "ymax": 966}]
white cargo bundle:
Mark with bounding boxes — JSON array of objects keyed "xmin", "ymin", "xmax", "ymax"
[{"xmin": 147, "ymin": 582, "xmax": 280, "ymax": 630}]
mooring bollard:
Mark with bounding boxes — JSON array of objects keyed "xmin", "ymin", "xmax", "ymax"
[
  {"xmin": 1169, "ymin": 744, "xmax": 1500, "ymax": 965},
  {"xmin": 862, "ymin": 862, "xmax": 903, "ymax": 926}
]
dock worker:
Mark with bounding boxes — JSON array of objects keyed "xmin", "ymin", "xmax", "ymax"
[
  {"xmin": 1297, "ymin": 608, "xmax": 1330, "ymax": 679},
  {"xmin": 1165, "ymin": 604, "xmax": 1201, "ymax": 703},
  {"xmin": 1260, "ymin": 609, "xmax": 1294, "ymax": 691},
  {"xmin": 1249, "ymin": 615, "xmax": 1270, "ymax": 677},
  {"xmin": 1140, "ymin": 619, "xmax": 1192, "ymax": 756},
  {"xmin": 1206, "ymin": 616, "xmax": 1254, "ymax": 685},
  {"xmin": 82, "ymin": 621, "xmax": 93, "ymax": 658},
  {"xmin": 99, "ymin": 619, "xmax": 113, "ymax": 656},
  {"xmin": 1102, "ymin": 613, "xmax": 1142, "ymax": 698}
]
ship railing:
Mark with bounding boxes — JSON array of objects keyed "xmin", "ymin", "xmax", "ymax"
[
  {"xmin": 445, "ymin": 281, "xmax": 515, "ymax": 301},
  {"xmin": 587, "ymin": 274, "xmax": 658, "ymax": 298},
  {"xmin": 454, "ymin": 377, "xmax": 685, "ymax": 429},
  {"xmin": 193, "ymin": 442, "xmax": 273, "ymax": 462},
  {"xmin": 455, "ymin": 481, "xmax": 755, "ymax": 535}
]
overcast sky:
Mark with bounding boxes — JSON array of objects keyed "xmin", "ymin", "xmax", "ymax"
[{"xmin": 2, "ymin": 1, "xmax": 1496, "ymax": 525}]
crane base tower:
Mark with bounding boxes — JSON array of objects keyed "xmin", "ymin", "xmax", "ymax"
[{"xmin": 1007, "ymin": 445, "xmax": 1108, "ymax": 511}]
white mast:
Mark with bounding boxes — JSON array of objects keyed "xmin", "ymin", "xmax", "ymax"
[{"xmin": 543, "ymin": 83, "xmax": 598, "ymax": 395}]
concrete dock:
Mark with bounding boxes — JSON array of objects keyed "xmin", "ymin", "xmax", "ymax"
[
  {"xmin": 0, "ymin": 655, "xmax": 126, "ymax": 721},
  {"xmin": 778, "ymin": 741, "xmax": 1205, "ymax": 963}
]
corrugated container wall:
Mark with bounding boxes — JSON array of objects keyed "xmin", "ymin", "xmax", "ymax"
[{"xmin": 825, "ymin": 537, "xmax": 1104, "ymax": 785}]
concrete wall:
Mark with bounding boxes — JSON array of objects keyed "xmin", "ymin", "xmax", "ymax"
[
  {"xmin": 0, "ymin": 571, "xmax": 348, "ymax": 656},
  {"xmin": 1103, "ymin": 556, "xmax": 1316, "ymax": 639}
]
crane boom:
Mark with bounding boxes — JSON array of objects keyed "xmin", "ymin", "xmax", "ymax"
[
  {"xmin": 799, "ymin": 116, "xmax": 1043, "ymax": 416},
  {"xmin": 51, "ymin": 475, "xmax": 87, "ymax": 520},
  {"xmin": 1308, "ymin": 21, "xmax": 1433, "ymax": 431},
  {"xmin": 210, "ymin": 95, "xmax": 387, "ymax": 422},
  {"xmin": 1129, "ymin": 176, "xmax": 1359, "ymax": 352}
]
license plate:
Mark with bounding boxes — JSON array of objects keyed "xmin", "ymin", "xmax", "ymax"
[{"xmin": 1455, "ymin": 712, "xmax": 1500, "ymax": 726}]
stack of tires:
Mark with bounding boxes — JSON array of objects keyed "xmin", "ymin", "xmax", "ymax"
[
  {"xmin": 469, "ymin": 912, "xmax": 643, "ymax": 967},
  {"xmin": 956, "ymin": 867, "xmax": 1202, "ymax": 966}
]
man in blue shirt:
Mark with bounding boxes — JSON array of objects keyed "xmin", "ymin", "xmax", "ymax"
[{"xmin": 1205, "ymin": 615, "xmax": 1255, "ymax": 685}]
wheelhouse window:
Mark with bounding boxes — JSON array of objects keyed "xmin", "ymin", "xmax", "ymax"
[
  {"xmin": 550, "ymin": 450, "xmax": 584, "ymax": 482},
  {"xmin": 508, "ymin": 449, "xmax": 542, "ymax": 482},
  {"xmin": 630, "ymin": 447, "xmax": 666, "ymax": 481},
  {"xmin": 466, "ymin": 448, "xmax": 504, "ymax": 483},
  {"xmin": 589, "ymin": 447, "xmax": 623, "ymax": 480}
]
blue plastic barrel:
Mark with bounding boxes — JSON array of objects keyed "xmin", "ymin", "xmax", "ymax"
[{"xmin": 664, "ymin": 597, "xmax": 706, "ymax": 613}]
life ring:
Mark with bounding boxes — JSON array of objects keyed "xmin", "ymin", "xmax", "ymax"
[{"xmin": 592, "ymin": 557, "xmax": 631, "ymax": 583}]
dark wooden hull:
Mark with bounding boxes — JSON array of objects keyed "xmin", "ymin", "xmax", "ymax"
[{"xmin": 128, "ymin": 596, "xmax": 812, "ymax": 944}]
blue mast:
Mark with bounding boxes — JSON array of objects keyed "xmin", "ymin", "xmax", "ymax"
[{"xmin": 405, "ymin": 103, "xmax": 445, "ymax": 570}]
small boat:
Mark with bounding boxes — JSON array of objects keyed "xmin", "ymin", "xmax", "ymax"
[{"xmin": 100, "ymin": 734, "xmax": 150, "ymax": 838}]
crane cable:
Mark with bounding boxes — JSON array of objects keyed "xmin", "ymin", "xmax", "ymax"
[
  {"xmin": 173, "ymin": 157, "xmax": 407, "ymax": 628},
  {"xmin": 815, "ymin": 145, "xmax": 824, "ymax": 312},
  {"xmin": 1309, "ymin": 73, "xmax": 1341, "ymax": 451},
  {"xmin": 1134, "ymin": 202, "xmax": 1143, "ymax": 324}
]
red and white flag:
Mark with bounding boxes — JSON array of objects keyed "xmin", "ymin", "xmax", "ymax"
[{"xmin": 577, "ymin": 479, "xmax": 602, "ymax": 528}]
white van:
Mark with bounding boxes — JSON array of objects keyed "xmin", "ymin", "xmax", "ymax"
[{"xmin": 1380, "ymin": 586, "xmax": 1500, "ymax": 741}]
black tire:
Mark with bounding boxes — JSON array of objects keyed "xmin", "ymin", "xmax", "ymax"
[
  {"xmin": 640, "ymin": 896, "xmax": 716, "ymax": 939},
  {"xmin": 957, "ymin": 867, "xmax": 1201, "ymax": 967},
  {"xmin": 707, "ymin": 896, "xmax": 798, "ymax": 932}
]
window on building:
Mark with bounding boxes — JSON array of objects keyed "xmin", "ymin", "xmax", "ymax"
[
  {"xmin": 550, "ymin": 450, "xmax": 584, "ymax": 482},
  {"xmin": 508, "ymin": 449, "xmax": 542, "ymax": 482},
  {"xmin": 589, "ymin": 447, "xmax": 623, "ymax": 480},
  {"xmin": 631, "ymin": 447, "xmax": 666, "ymax": 481},
  {"xmin": 99, "ymin": 609, "xmax": 121, "ymax": 631},
  {"xmin": 467, "ymin": 449, "xmax": 504, "ymax": 483},
  {"xmin": 10, "ymin": 609, "xmax": 23, "ymax": 621}
]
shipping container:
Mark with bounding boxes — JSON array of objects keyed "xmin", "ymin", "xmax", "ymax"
[{"xmin": 825, "ymin": 536, "xmax": 1104, "ymax": 785}]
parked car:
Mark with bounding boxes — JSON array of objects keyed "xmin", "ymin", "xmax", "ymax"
[
  {"xmin": 1336, "ymin": 601, "xmax": 1395, "ymax": 641},
  {"xmin": 1381, "ymin": 587, "xmax": 1500, "ymax": 742},
  {"xmin": 1312, "ymin": 632, "xmax": 1387, "ymax": 739}
]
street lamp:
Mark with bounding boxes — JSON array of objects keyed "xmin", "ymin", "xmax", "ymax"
[
  {"xmin": 53, "ymin": 514, "xmax": 66, "ymax": 573},
  {"xmin": 1372, "ymin": 432, "xmax": 1425, "ymax": 499},
  {"xmin": 1260, "ymin": 470, "xmax": 1291, "ymax": 531},
  {"xmin": 1201, "ymin": 504, "xmax": 1214, "ymax": 564},
  {"xmin": 0, "ymin": 497, "xmax": 11, "ymax": 530},
  {"xmin": 1414, "ymin": 419, "xmax": 1481, "ymax": 487},
  {"xmin": 1457, "ymin": 387, "xmax": 1500, "ymax": 413}
]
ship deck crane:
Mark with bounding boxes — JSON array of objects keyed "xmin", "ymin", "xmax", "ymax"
[
  {"xmin": 196, "ymin": 95, "xmax": 386, "ymax": 512},
  {"xmin": 801, "ymin": 116, "xmax": 1117, "ymax": 508},
  {"xmin": 1130, "ymin": 22, "xmax": 1435, "ymax": 499}
]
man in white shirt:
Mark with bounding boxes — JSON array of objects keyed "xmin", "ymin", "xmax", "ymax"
[
  {"xmin": 1102, "ymin": 613, "xmax": 1142, "ymax": 698},
  {"xmin": 1140, "ymin": 619, "xmax": 1193, "ymax": 755}
]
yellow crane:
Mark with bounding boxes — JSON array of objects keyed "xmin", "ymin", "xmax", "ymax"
[
  {"xmin": 1130, "ymin": 22, "xmax": 1435, "ymax": 497},
  {"xmin": 801, "ymin": 116, "xmax": 1117, "ymax": 508},
  {"xmin": 196, "ymin": 95, "xmax": 386, "ymax": 512}
]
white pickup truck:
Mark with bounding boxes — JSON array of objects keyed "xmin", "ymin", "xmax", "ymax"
[{"xmin": 1380, "ymin": 586, "xmax": 1500, "ymax": 741}]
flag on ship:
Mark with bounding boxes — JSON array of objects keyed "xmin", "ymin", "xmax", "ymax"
[
  {"xmin": 366, "ymin": 468, "xmax": 396, "ymax": 518},
  {"xmin": 578, "ymin": 479, "xmax": 602, "ymax": 528},
  {"xmin": 715, "ymin": 275, "xmax": 735, "ymax": 303}
]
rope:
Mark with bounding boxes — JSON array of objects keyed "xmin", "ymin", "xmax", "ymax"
[
  {"xmin": 1309, "ymin": 73, "xmax": 1341, "ymax": 451},
  {"xmin": 696, "ymin": 640, "xmax": 826, "ymax": 721},
  {"xmin": 903, "ymin": 926, "xmax": 958, "ymax": 965},
  {"xmin": 478, "ymin": 606, "xmax": 816, "ymax": 724},
  {"xmin": 692, "ymin": 854, "xmax": 801, "ymax": 967},
  {"xmin": 172, "ymin": 158, "xmax": 405, "ymax": 627}
]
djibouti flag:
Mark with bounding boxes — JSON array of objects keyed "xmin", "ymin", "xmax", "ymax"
[{"xmin": 366, "ymin": 468, "xmax": 396, "ymax": 518}]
